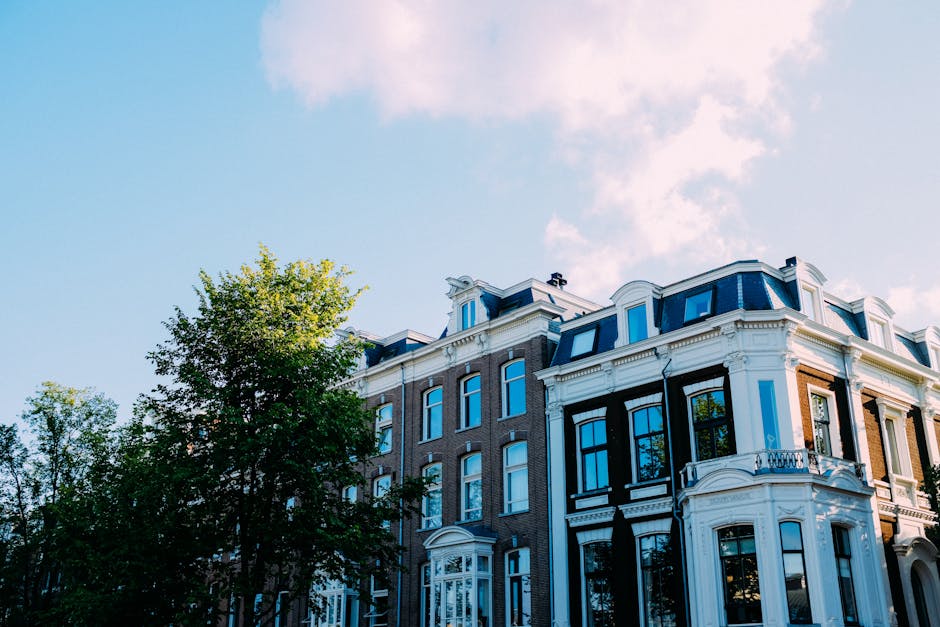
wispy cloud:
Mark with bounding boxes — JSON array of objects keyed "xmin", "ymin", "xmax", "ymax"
[{"xmin": 262, "ymin": 0, "xmax": 830, "ymax": 296}]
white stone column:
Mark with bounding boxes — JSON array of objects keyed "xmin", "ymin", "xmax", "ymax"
[
  {"xmin": 546, "ymin": 388, "xmax": 570, "ymax": 627},
  {"xmin": 917, "ymin": 384, "xmax": 940, "ymax": 467}
]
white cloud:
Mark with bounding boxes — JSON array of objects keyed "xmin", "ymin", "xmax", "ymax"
[
  {"xmin": 262, "ymin": 0, "xmax": 830, "ymax": 297},
  {"xmin": 887, "ymin": 284, "xmax": 940, "ymax": 329}
]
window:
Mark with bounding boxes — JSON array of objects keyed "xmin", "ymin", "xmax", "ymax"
[
  {"xmin": 461, "ymin": 375, "xmax": 481, "ymax": 429},
  {"xmin": 632, "ymin": 405, "xmax": 666, "ymax": 482},
  {"xmin": 690, "ymin": 389, "xmax": 733, "ymax": 461},
  {"xmin": 311, "ymin": 579, "xmax": 358, "ymax": 627},
  {"xmin": 503, "ymin": 442, "xmax": 528, "ymax": 513},
  {"xmin": 627, "ymin": 303, "xmax": 648, "ymax": 343},
  {"xmin": 421, "ymin": 563, "xmax": 431, "ymax": 627},
  {"xmin": 718, "ymin": 525, "xmax": 762, "ymax": 625},
  {"xmin": 275, "ymin": 591, "xmax": 289, "ymax": 627},
  {"xmin": 461, "ymin": 301, "xmax": 476, "ymax": 330},
  {"xmin": 507, "ymin": 548, "xmax": 531, "ymax": 626},
  {"xmin": 423, "ymin": 387, "xmax": 443, "ymax": 441},
  {"xmin": 571, "ymin": 327, "xmax": 598, "ymax": 357},
  {"xmin": 779, "ymin": 522, "xmax": 812, "ymax": 624},
  {"xmin": 801, "ymin": 285, "xmax": 819, "ymax": 322},
  {"xmin": 368, "ymin": 595, "xmax": 388, "ymax": 627},
  {"xmin": 422, "ymin": 463, "xmax": 442, "ymax": 529},
  {"xmin": 427, "ymin": 550, "xmax": 491, "ymax": 627},
  {"xmin": 809, "ymin": 392, "xmax": 832, "ymax": 456},
  {"xmin": 869, "ymin": 318, "xmax": 888, "ymax": 348},
  {"xmin": 583, "ymin": 541, "xmax": 614, "ymax": 627},
  {"xmin": 877, "ymin": 399, "xmax": 914, "ymax": 480},
  {"xmin": 373, "ymin": 474, "xmax": 391, "ymax": 530},
  {"xmin": 832, "ymin": 526, "xmax": 859, "ymax": 625},
  {"xmin": 579, "ymin": 420, "xmax": 609, "ymax": 492},
  {"xmin": 503, "ymin": 360, "xmax": 526, "ymax": 417},
  {"xmin": 376, "ymin": 404, "xmax": 393, "ymax": 454},
  {"xmin": 343, "ymin": 485, "xmax": 357, "ymax": 503},
  {"xmin": 684, "ymin": 289, "xmax": 713, "ymax": 322},
  {"xmin": 462, "ymin": 453, "xmax": 482, "ymax": 521},
  {"xmin": 639, "ymin": 534, "xmax": 676, "ymax": 627}
]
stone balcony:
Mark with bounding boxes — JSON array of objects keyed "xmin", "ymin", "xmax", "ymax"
[{"xmin": 680, "ymin": 448, "xmax": 867, "ymax": 489}]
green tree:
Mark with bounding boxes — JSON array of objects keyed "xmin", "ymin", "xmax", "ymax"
[
  {"xmin": 133, "ymin": 246, "xmax": 423, "ymax": 626},
  {"xmin": 0, "ymin": 383, "xmax": 117, "ymax": 626},
  {"xmin": 922, "ymin": 463, "xmax": 940, "ymax": 547}
]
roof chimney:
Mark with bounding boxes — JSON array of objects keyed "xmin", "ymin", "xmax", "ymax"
[{"xmin": 547, "ymin": 272, "xmax": 567, "ymax": 289}]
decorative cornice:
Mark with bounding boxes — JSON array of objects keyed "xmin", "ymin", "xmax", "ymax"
[
  {"xmin": 878, "ymin": 500, "xmax": 937, "ymax": 523},
  {"xmin": 618, "ymin": 497, "xmax": 672, "ymax": 520},
  {"xmin": 566, "ymin": 506, "xmax": 617, "ymax": 528}
]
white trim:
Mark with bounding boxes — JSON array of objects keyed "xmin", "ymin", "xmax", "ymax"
[
  {"xmin": 504, "ymin": 547, "xmax": 532, "ymax": 627},
  {"xmin": 576, "ymin": 527, "xmax": 613, "ymax": 545},
  {"xmin": 571, "ymin": 407, "xmax": 607, "ymax": 425},
  {"xmin": 683, "ymin": 376, "xmax": 725, "ymax": 397},
  {"xmin": 631, "ymin": 517, "xmax": 673, "ymax": 537},
  {"xmin": 624, "ymin": 393, "xmax": 663, "ymax": 412},
  {"xmin": 806, "ymin": 384, "xmax": 842, "ymax": 459},
  {"xmin": 501, "ymin": 358, "xmax": 527, "ymax": 418}
]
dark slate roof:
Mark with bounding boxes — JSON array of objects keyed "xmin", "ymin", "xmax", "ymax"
[
  {"xmin": 895, "ymin": 335, "xmax": 928, "ymax": 366},
  {"xmin": 550, "ymin": 314, "xmax": 618, "ymax": 367},
  {"xmin": 825, "ymin": 303, "xmax": 861, "ymax": 337},
  {"xmin": 364, "ymin": 336, "xmax": 429, "ymax": 367}
]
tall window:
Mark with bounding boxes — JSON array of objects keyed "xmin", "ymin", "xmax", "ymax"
[
  {"xmin": 640, "ymin": 534, "xmax": 676, "ymax": 627},
  {"xmin": 503, "ymin": 360, "xmax": 526, "ymax": 417},
  {"xmin": 718, "ymin": 525, "xmax": 762, "ymax": 625},
  {"xmin": 311, "ymin": 580, "xmax": 358, "ymax": 627},
  {"xmin": 376, "ymin": 404, "xmax": 393, "ymax": 454},
  {"xmin": 461, "ymin": 374, "xmax": 481, "ymax": 429},
  {"xmin": 580, "ymin": 420, "xmax": 609, "ymax": 492},
  {"xmin": 583, "ymin": 541, "xmax": 614, "ymax": 627},
  {"xmin": 809, "ymin": 393, "xmax": 832, "ymax": 455},
  {"xmin": 627, "ymin": 303, "xmax": 648, "ymax": 343},
  {"xmin": 507, "ymin": 548, "xmax": 531, "ymax": 626},
  {"xmin": 884, "ymin": 417, "xmax": 905, "ymax": 476},
  {"xmin": 373, "ymin": 475, "xmax": 391, "ymax": 530},
  {"xmin": 423, "ymin": 387, "xmax": 443, "ymax": 441},
  {"xmin": 422, "ymin": 463, "xmax": 442, "ymax": 529},
  {"xmin": 801, "ymin": 286, "xmax": 819, "ymax": 322},
  {"xmin": 421, "ymin": 563, "xmax": 431, "ymax": 627},
  {"xmin": 427, "ymin": 551, "xmax": 491, "ymax": 627},
  {"xmin": 462, "ymin": 453, "xmax": 482, "ymax": 521},
  {"xmin": 342, "ymin": 485, "xmax": 357, "ymax": 503},
  {"xmin": 503, "ymin": 442, "xmax": 529, "ymax": 513},
  {"xmin": 691, "ymin": 389, "xmax": 733, "ymax": 461},
  {"xmin": 779, "ymin": 522, "xmax": 812, "ymax": 624},
  {"xmin": 632, "ymin": 405, "xmax": 666, "ymax": 482},
  {"xmin": 461, "ymin": 301, "xmax": 476, "ymax": 329},
  {"xmin": 832, "ymin": 526, "xmax": 859, "ymax": 626},
  {"xmin": 869, "ymin": 318, "xmax": 888, "ymax": 348}
]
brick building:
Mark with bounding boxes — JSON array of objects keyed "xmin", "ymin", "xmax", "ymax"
[{"xmin": 309, "ymin": 273, "xmax": 600, "ymax": 627}]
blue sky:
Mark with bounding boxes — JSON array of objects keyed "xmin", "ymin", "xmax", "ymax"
[{"xmin": 2, "ymin": 1, "xmax": 939, "ymax": 422}]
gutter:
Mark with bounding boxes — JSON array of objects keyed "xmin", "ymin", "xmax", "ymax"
[{"xmin": 396, "ymin": 363, "xmax": 406, "ymax": 627}]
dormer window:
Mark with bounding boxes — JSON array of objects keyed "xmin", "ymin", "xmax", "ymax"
[
  {"xmin": 684, "ymin": 289, "xmax": 713, "ymax": 323},
  {"xmin": 571, "ymin": 327, "xmax": 598, "ymax": 358},
  {"xmin": 801, "ymin": 285, "xmax": 821, "ymax": 323},
  {"xmin": 461, "ymin": 301, "xmax": 476, "ymax": 330},
  {"xmin": 626, "ymin": 304, "xmax": 648, "ymax": 343},
  {"xmin": 869, "ymin": 318, "xmax": 889, "ymax": 349}
]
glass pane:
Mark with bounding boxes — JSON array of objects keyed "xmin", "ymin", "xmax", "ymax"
[
  {"xmin": 505, "ymin": 360, "xmax": 525, "ymax": 380},
  {"xmin": 647, "ymin": 406, "xmax": 663, "ymax": 433},
  {"xmin": 464, "ymin": 454, "xmax": 481, "ymax": 476},
  {"xmin": 596, "ymin": 450, "xmax": 608, "ymax": 488},
  {"xmin": 634, "ymin": 408, "xmax": 650, "ymax": 436},
  {"xmin": 465, "ymin": 392, "xmax": 480, "ymax": 428},
  {"xmin": 580, "ymin": 422, "xmax": 595, "ymax": 448},
  {"xmin": 506, "ymin": 442, "xmax": 527, "ymax": 466},
  {"xmin": 779, "ymin": 522, "xmax": 803, "ymax": 552},
  {"xmin": 428, "ymin": 388, "xmax": 442, "ymax": 404},
  {"xmin": 464, "ymin": 375, "xmax": 480, "ymax": 393},
  {"xmin": 628, "ymin": 304, "xmax": 648, "ymax": 343},
  {"xmin": 571, "ymin": 328, "xmax": 597, "ymax": 356}
]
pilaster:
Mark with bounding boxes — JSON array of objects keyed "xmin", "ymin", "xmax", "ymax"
[{"xmin": 545, "ymin": 387, "xmax": 569, "ymax": 627}]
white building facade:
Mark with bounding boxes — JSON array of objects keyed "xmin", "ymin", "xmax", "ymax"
[{"xmin": 537, "ymin": 257, "xmax": 940, "ymax": 627}]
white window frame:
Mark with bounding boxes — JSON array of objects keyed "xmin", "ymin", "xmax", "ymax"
[
  {"xmin": 684, "ymin": 377, "xmax": 730, "ymax": 462},
  {"xmin": 631, "ymin": 518, "xmax": 674, "ymax": 627},
  {"xmin": 505, "ymin": 547, "xmax": 532, "ymax": 627},
  {"xmin": 368, "ymin": 576, "xmax": 389, "ymax": 627},
  {"xmin": 876, "ymin": 398, "xmax": 914, "ymax": 481},
  {"xmin": 625, "ymin": 393, "xmax": 666, "ymax": 484},
  {"xmin": 625, "ymin": 302, "xmax": 650, "ymax": 344},
  {"xmin": 868, "ymin": 316, "xmax": 891, "ymax": 350},
  {"xmin": 422, "ymin": 463, "xmax": 442, "ymax": 530},
  {"xmin": 714, "ymin": 522, "xmax": 764, "ymax": 626},
  {"xmin": 375, "ymin": 404, "xmax": 393, "ymax": 455},
  {"xmin": 461, "ymin": 452, "xmax": 483, "ymax": 521},
  {"xmin": 461, "ymin": 300, "xmax": 476, "ymax": 330},
  {"xmin": 422, "ymin": 387, "xmax": 443, "ymax": 441},
  {"xmin": 503, "ymin": 441, "xmax": 529, "ymax": 514},
  {"xmin": 426, "ymin": 545, "xmax": 493, "ymax": 627},
  {"xmin": 572, "ymin": 408, "xmax": 608, "ymax": 494},
  {"xmin": 571, "ymin": 327, "xmax": 598, "ymax": 358},
  {"xmin": 800, "ymin": 283, "xmax": 824, "ymax": 323},
  {"xmin": 502, "ymin": 359, "xmax": 527, "ymax": 418},
  {"xmin": 373, "ymin": 474, "xmax": 391, "ymax": 530},
  {"xmin": 460, "ymin": 373, "xmax": 482, "ymax": 430},
  {"xmin": 806, "ymin": 385, "xmax": 842, "ymax": 458},
  {"xmin": 577, "ymin": 527, "xmax": 614, "ymax": 627}
]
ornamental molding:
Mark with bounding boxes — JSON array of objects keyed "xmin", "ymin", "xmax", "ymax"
[
  {"xmin": 723, "ymin": 351, "xmax": 748, "ymax": 373},
  {"xmin": 613, "ymin": 348, "xmax": 657, "ymax": 367},
  {"xmin": 669, "ymin": 329, "xmax": 721, "ymax": 349},
  {"xmin": 878, "ymin": 500, "xmax": 937, "ymax": 523},
  {"xmin": 618, "ymin": 497, "xmax": 672, "ymax": 520},
  {"xmin": 796, "ymin": 332, "xmax": 842, "ymax": 354},
  {"xmin": 557, "ymin": 365, "xmax": 604, "ymax": 382},
  {"xmin": 567, "ymin": 507, "xmax": 616, "ymax": 528}
]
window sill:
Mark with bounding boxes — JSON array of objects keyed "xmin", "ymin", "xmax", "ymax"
[
  {"xmin": 417, "ymin": 525, "xmax": 441, "ymax": 533},
  {"xmin": 498, "ymin": 413, "xmax": 524, "ymax": 422},
  {"xmin": 499, "ymin": 509, "xmax": 529, "ymax": 518},
  {"xmin": 625, "ymin": 477, "xmax": 669, "ymax": 488},
  {"xmin": 570, "ymin": 486, "xmax": 612, "ymax": 499},
  {"xmin": 418, "ymin": 436, "xmax": 442, "ymax": 445},
  {"xmin": 455, "ymin": 517, "xmax": 483, "ymax": 525},
  {"xmin": 455, "ymin": 424, "xmax": 481, "ymax": 434}
]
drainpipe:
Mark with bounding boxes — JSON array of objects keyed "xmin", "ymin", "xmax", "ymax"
[
  {"xmin": 396, "ymin": 363, "xmax": 406, "ymax": 627},
  {"xmin": 660, "ymin": 352, "xmax": 691, "ymax": 627},
  {"xmin": 544, "ymin": 384, "xmax": 555, "ymax": 626}
]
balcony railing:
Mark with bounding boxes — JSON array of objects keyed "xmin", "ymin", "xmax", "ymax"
[{"xmin": 681, "ymin": 448, "xmax": 867, "ymax": 489}]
